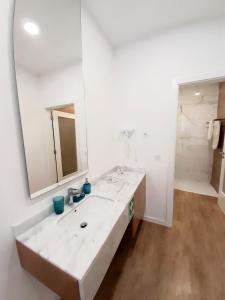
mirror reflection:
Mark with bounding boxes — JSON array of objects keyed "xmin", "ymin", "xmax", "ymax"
[
  {"xmin": 14, "ymin": 0, "xmax": 88, "ymax": 197},
  {"xmin": 51, "ymin": 104, "xmax": 78, "ymax": 180}
]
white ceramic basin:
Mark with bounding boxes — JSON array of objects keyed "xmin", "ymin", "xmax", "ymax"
[
  {"xmin": 58, "ymin": 195, "xmax": 115, "ymax": 235},
  {"xmin": 94, "ymin": 177, "xmax": 126, "ymax": 196},
  {"xmin": 108, "ymin": 169, "xmax": 143, "ymax": 184},
  {"xmin": 38, "ymin": 196, "xmax": 116, "ymax": 268}
]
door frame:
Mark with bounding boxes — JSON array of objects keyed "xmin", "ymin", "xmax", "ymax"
[
  {"xmin": 219, "ymin": 137, "xmax": 225, "ymax": 196},
  {"xmin": 167, "ymin": 71, "xmax": 225, "ymax": 227},
  {"xmin": 52, "ymin": 110, "xmax": 77, "ymax": 182},
  {"xmin": 218, "ymin": 133, "xmax": 225, "ymax": 213}
]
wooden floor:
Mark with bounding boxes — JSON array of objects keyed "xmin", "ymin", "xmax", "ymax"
[{"xmin": 94, "ymin": 190, "xmax": 225, "ymax": 300}]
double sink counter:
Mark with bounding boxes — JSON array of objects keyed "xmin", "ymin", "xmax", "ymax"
[{"xmin": 16, "ymin": 167, "xmax": 146, "ymax": 300}]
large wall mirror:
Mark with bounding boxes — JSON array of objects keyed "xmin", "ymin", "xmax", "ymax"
[{"xmin": 13, "ymin": 0, "xmax": 88, "ymax": 198}]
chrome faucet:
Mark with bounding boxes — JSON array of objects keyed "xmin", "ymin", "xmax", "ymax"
[
  {"xmin": 117, "ymin": 166, "xmax": 125, "ymax": 175},
  {"xmin": 67, "ymin": 188, "xmax": 79, "ymax": 205}
]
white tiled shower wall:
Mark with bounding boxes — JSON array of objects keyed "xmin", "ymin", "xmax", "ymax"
[{"xmin": 175, "ymin": 83, "xmax": 219, "ymax": 183}]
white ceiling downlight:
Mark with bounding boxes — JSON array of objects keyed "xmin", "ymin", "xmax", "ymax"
[{"xmin": 23, "ymin": 21, "xmax": 40, "ymax": 36}]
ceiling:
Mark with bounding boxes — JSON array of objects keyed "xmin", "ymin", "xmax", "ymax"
[
  {"xmin": 14, "ymin": 0, "xmax": 81, "ymax": 76},
  {"xmin": 14, "ymin": 0, "xmax": 225, "ymax": 75},
  {"xmin": 85, "ymin": 0, "xmax": 225, "ymax": 47}
]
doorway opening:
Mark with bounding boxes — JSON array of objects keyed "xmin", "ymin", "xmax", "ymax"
[{"xmin": 174, "ymin": 80, "xmax": 225, "ymax": 198}]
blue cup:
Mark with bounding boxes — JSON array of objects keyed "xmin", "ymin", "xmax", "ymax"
[{"xmin": 53, "ymin": 196, "xmax": 64, "ymax": 215}]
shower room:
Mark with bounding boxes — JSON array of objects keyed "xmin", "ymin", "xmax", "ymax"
[{"xmin": 175, "ymin": 81, "xmax": 225, "ymax": 200}]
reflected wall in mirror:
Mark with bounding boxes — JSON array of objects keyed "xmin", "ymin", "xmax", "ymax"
[{"xmin": 14, "ymin": 0, "xmax": 88, "ymax": 198}]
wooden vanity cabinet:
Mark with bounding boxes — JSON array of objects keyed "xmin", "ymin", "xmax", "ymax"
[
  {"xmin": 16, "ymin": 241, "xmax": 80, "ymax": 300},
  {"xmin": 16, "ymin": 174, "xmax": 146, "ymax": 300},
  {"xmin": 131, "ymin": 175, "xmax": 146, "ymax": 238}
]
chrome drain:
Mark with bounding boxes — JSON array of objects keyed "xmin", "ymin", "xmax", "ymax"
[{"xmin": 80, "ymin": 222, "xmax": 88, "ymax": 228}]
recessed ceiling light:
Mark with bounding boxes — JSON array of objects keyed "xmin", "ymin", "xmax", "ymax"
[
  {"xmin": 23, "ymin": 21, "xmax": 40, "ymax": 36},
  {"xmin": 194, "ymin": 91, "xmax": 201, "ymax": 96}
]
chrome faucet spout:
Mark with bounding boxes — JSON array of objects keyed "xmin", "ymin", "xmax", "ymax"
[{"xmin": 67, "ymin": 188, "xmax": 79, "ymax": 205}]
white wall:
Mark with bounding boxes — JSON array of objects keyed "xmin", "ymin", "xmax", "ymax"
[
  {"xmin": 0, "ymin": 2, "xmax": 115, "ymax": 300},
  {"xmin": 82, "ymin": 9, "xmax": 117, "ymax": 179},
  {"xmin": 17, "ymin": 68, "xmax": 57, "ymax": 193},
  {"xmin": 176, "ymin": 83, "xmax": 219, "ymax": 183},
  {"xmin": 112, "ymin": 18, "xmax": 225, "ymax": 225}
]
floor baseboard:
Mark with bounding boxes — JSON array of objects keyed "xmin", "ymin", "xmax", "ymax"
[{"xmin": 143, "ymin": 215, "xmax": 167, "ymax": 227}]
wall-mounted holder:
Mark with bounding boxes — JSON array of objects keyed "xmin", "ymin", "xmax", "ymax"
[{"xmin": 120, "ymin": 129, "xmax": 135, "ymax": 138}]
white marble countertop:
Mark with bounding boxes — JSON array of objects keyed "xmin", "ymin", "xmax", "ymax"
[{"xmin": 16, "ymin": 167, "xmax": 145, "ymax": 283}]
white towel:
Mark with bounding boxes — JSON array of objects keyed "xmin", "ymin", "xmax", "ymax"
[
  {"xmin": 207, "ymin": 120, "xmax": 214, "ymax": 140},
  {"xmin": 212, "ymin": 121, "xmax": 221, "ymax": 150}
]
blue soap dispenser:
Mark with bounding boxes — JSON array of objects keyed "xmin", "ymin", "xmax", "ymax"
[{"xmin": 82, "ymin": 178, "xmax": 91, "ymax": 194}]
